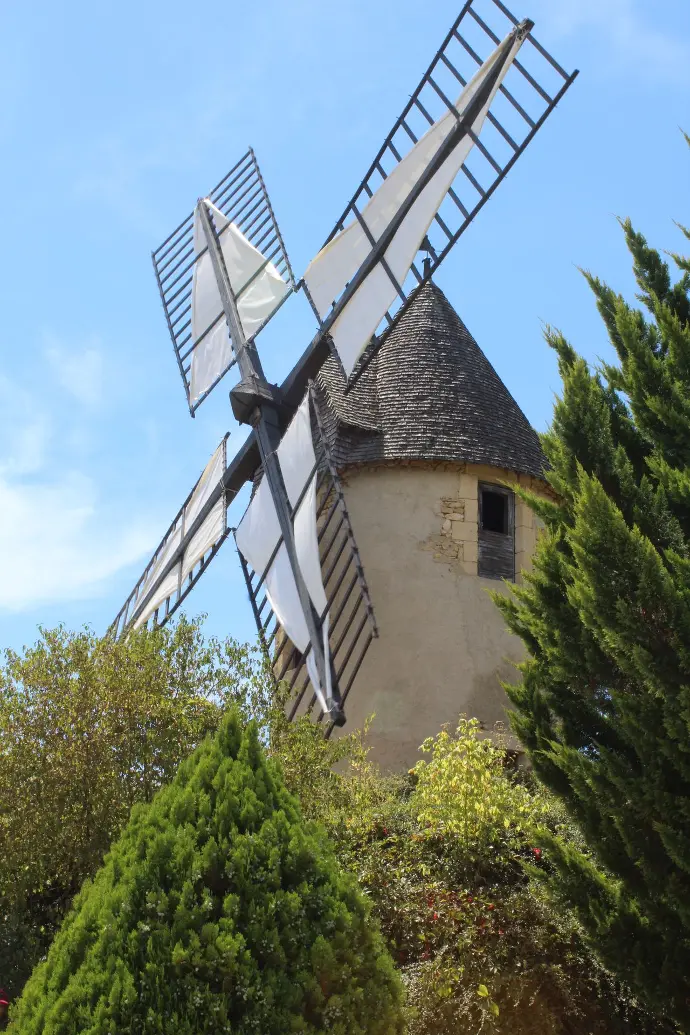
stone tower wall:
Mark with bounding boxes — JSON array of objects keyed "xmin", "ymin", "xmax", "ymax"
[{"xmin": 330, "ymin": 460, "xmax": 552, "ymax": 771}]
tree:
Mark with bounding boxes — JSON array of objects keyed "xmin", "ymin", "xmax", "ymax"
[
  {"xmin": 495, "ymin": 178, "xmax": 690, "ymax": 1026},
  {"xmin": 0, "ymin": 618, "xmax": 269, "ymax": 997},
  {"xmin": 10, "ymin": 709, "xmax": 404, "ymax": 1035}
]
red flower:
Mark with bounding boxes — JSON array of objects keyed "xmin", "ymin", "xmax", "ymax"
[
  {"xmin": 533, "ymin": 847, "xmax": 542, "ymax": 858},
  {"xmin": 487, "ymin": 903, "xmax": 495, "ymax": 911},
  {"xmin": 467, "ymin": 896, "xmax": 473, "ymax": 904},
  {"xmin": 432, "ymin": 912, "xmax": 439, "ymax": 921}
]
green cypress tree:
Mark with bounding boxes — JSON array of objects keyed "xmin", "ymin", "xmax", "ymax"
[
  {"xmin": 495, "ymin": 178, "xmax": 690, "ymax": 1025},
  {"xmin": 10, "ymin": 709, "xmax": 404, "ymax": 1035}
]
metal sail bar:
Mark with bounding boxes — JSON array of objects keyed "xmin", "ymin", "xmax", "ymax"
[
  {"xmin": 110, "ymin": 437, "xmax": 229, "ymax": 639},
  {"xmin": 236, "ymin": 386, "xmax": 377, "ymax": 733},
  {"xmin": 302, "ymin": 0, "xmax": 578, "ymax": 385},
  {"xmin": 152, "ymin": 149, "xmax": 296, "ymax": 416},
  {"xmin": 199, "ymin": 199, "xmax": 344, "ymax": 722}
]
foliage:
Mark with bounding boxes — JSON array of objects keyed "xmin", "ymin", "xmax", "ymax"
[
  {"xmin": 0, "ymin": 617, "xmax": 268, "ymax": 998},
  {"xmin": 494, "ymin": 156, "xmax": 690, "ymax": 1027},
  {"xmin": 411, "ymin": 717, "xmax": 547, "ymax": 861},
  {"xmin": 10, "ymin": 708, "xmax": 404, "ymax": 1035},
  {"xmin": 2, "ymin": 610, "xmax": 675, "ymax": 1032},
  {"xmin": 273, "ymin": 712, "xmax": 673, "ymax": 1035}
]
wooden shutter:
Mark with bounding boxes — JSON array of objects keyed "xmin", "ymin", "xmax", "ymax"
[{"xmin": 478, "ymin": 483, "xmax": 515, "ymax": 581}]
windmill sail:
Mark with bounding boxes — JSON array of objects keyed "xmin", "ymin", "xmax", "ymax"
[
  {"xmin": 191, "ymin": 203, "xmax": 289, "ymax": 404},
  {"xmin": 110, "ymin": 439, "xmax": 228, "ymax": 638},
  {"xmin": 235, "ymin": 387, "xmax": 377, "ymax": 728},
  {"xmin": 304, "ymin": 27, "xmax": 525, "ymax": 377},
  {"xmin": 301, "ymin": 1, "xmax": 578, "ymax": 385},
  {"xmin": 235, "ymin": 393, "xmax": 333, "ymax": 712},
  {"xmin": 152, "ymin": 149, "xmax": 295, "ymax": 416}
]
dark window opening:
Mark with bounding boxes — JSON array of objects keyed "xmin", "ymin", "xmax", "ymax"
[
  {"xmin": 478, "ymin": 483, "xmax": 515, "ymax": 581},
  {"xmin": 481, "ymin": 489, "xmax": 508, "ymax": 534}
]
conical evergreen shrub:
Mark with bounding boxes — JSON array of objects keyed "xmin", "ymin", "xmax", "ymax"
[{"xmin": 11, "ymin": 709, "xmax": 404, "ymax": 1034}]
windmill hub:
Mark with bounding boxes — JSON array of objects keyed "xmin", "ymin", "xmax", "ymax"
[{"xmin": 230, "ymin": 377, "xmax": 283, "ymax": 426}]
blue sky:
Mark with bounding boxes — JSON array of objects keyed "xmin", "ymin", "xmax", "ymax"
[{"xmin": 1, "ymin": 0, "xmax": 689, "ymax": 654}]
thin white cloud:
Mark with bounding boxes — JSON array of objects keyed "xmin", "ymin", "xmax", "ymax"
[
  {"xmin": 0, "ymin": 377, "xmax": 50, "ymax": 476},
  {"xmin": 2, "ymin": 419, "xmax": 50, "ymax": 477},
  {"xmin": 532, "ymin": 0, "xmax": 690, "ymax": 85},
  {"xmin": 0, "ymin": 366, "xmax": 158, "ymax": 612},
  {"xmin": 0, "ymin": 470, "xmax": 157, "ymax": 612},
  {"xmin": 44, "ymin": 335, "xmax": 105, "ymax": 409}
]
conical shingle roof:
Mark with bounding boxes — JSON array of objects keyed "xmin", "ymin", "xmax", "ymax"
[{"xmin": 315, "ymin": 280, "xmax": 545, "ymax": 479}]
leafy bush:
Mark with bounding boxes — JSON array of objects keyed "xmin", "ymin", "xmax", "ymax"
[
  {"xmin": 411, "ymin": 717, "xmax": 547, "ymax": 862},
  {"xmin": 273, "ymin": 712, "xmax": 676, "ymax": 1035},
  {"xmin": 10, "ymin": 708, "xmax": 404, "ymax": 1034}
]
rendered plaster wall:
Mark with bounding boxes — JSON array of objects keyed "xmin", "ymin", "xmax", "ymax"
[{"xmin": 333, "ymin": 460, "xmax": 550, "ymax": 771}]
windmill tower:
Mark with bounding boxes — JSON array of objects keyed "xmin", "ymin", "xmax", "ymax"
[
  {"xmin": 312, "ymin": 282, "xmax": 553, "ymax": 768},
  {"xmin": 110, "ymin": 0, "xmax": 577, "ymax": 768}
]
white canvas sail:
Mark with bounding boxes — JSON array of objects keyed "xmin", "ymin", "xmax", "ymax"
[
  {"xmin": 303, "ymin": 29, "xmax": 525, "ymax": 376},
  {"xmin": 190, "ymin": 201, "xmax": 289, "ymax": 403},
  {"xmin": 131, "ymin": 563, "xmax": 181, "ymax": 631},
  {"xmin": 130, "ymin": 442, "xmax": 227, "ymax": 629},
  {"xmin": 130, "ymin": 526, "xmax": 182, "ymax": 630},
  {"xmin": 235, "ymin": 395, "xmax": 331, "ymax": 710},
  {"xmin": 179, "ymin": 440, "xmax": 227, "ymax": 582}
]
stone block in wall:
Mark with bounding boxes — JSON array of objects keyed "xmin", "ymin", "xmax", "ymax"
[
  {"xmin": 463, "ymin": 497, "xmax": 478, "ymax": 524},
  {"xmin": 451, "ymin": 520, "xmax": 478, "ymax": 543},
  {"xmin": 457, "ymin": 473, "xmax": 477, "ymax": 500},
  {"xmin": 515, "ymin": 550, "xmax": 534, "ymax": 583},
  {"xmin": 515, "ymin": 523, "xmax": 536, "ymax": 556},
  {"xmin": 426, "ymin": 533, "xmax": 462, "ymax": 563},
  {"xmin": 514, "ymin": 501, "xmax": 535, "ymax": 530},
  {"xmin": 463, "ymin": 539, "xmax": 478, "ymax": 565},
  {"xmin": 473, "ymin": 464, "xmax": 500, "ymax": 483}
]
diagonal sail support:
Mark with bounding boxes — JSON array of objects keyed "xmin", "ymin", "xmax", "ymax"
[
  {"xmin": 196, "ymin": 200, "xmax": 345, "ymax": 726},
  {"xmin": 304, "ymin": 18, "xmax": 532, "ymax": 376}
]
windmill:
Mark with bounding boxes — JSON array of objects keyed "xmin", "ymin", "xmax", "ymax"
[{"xmin": 111, "ymin": 0, "xmax": 578, "ymax": 732}]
